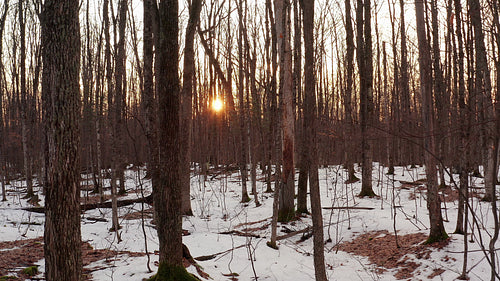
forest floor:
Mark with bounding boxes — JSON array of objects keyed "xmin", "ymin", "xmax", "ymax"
[{"xmin": 0, "ymin": 163, "xmax": 499, "ymax": 280}]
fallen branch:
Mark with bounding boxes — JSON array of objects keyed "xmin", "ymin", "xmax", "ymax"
[
  {"xmin": 194, "ymin": 244, "xmax": 246, "ymax": 261},
  {"xmin": 23, "ymin": 194, "xmax": 153, "ymax": 214},
  {"xmin": 234, "ymin": 217, "xmax": 271, "ymax": 228},
  {"xmin": 399, "ymin": 179, "xmax": 426, "ymax": 186},
  {"xmin": 219, "ymin": 230, "xmax": 261, "ymax": 238},
  {"xmin": 322, "ymin": 206, "xmax": 375, "ymax": 210},
  {"xmin": 277, "ymin": 226, "xmax": 311, "ymax": 241}
]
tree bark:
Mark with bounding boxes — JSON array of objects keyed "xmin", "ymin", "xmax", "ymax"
[
  {"xmin": 302, "ymin": 0, "xmax": 327, "ymax": 279},
  {"xmin": 344, "ymin": 0, "xmax": 357, "ymax": 183},
  {"xmin": 276, "ymin": 0, "xmax": 295, "ymax": 222},
  {"xmin": 237, "ymin": 0, "xmax": 250, "ymax": 203},
  {"xmin": 0, "ymin": 0, "xmax": 7, "ymax": 202},
  {"xmin": 453, "ymin": 0, "xmax": 468, "ymax": 236},
  {"xmin": 19, "ymin": 0, "xmax": 34, "ymax": 199},
  {"xmin": 415, "ymin": 0, "xmax": 448, "ymax": 243},
  {"xmin": 357, "ymin": 0, "xmax": 376, "ymax": 197},
  {"xmin": 180, "ymin": 0, "xmax": 202, "ymax": 216},
  {"xmin": 469, "ymin": 0, "xmax": 497, "ymax": 203},
  {"xmin": 430, "ymin": 0, "xmax": 448, "ymax": 189},
  {"xmin": 399, "ymin": 0, "xmax": 411, "ymax": 166},
  {"xmin": 41, "ymin": 0, "xmax": 82, "ymax": 279},
  {"xmin": 154, "ymin": 1, "xmax": 195, "ymax": 279},
  {"xmin": 142, "ymin": 0, "xmax": 158, "ymax": 219},
  {"xmin": 296, "ymin": 0, "xmax": 308, "ymax": 214}
]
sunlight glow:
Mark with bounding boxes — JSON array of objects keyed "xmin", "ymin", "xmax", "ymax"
[{"xmin": 213, "ymin": 98, "xmax": 224, "ymax": 112}]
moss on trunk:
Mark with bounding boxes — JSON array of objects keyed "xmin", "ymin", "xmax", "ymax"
[{"xmin": 147, "ymin": 263, "xmax": 199, "ymax": 281}]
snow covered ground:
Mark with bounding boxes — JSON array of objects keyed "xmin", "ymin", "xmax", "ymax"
[{"xmin": 0, "ymin": 163, "xmax": 499, "ymax": 280}]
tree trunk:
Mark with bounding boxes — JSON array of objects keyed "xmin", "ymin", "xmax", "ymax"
[
  {"xmin": 142, "ymin": 0, "xmax": 159, "ymax": 225},
  {"xmin": 237, "ymin": 0, "xmax": 250, "ymax": 204},
  {"xmin": 276, "ymin": 0, "xmax": 295, "ymax": 222},
  {"xmin": 180, "ymin": 0, "xmax": 202, "ymax": 216},
  {"xmin": 430, "ymin": 0, "xmax": 448, "ymax": 189},
  {"xmin": 295, "ymin": 0, "xmax": 308, "ymax": 214},
  {"xmin": 113, "ymin": 0, "xmax": 128, "ymax": 196},
  {"xmin": 415, "ymin": 0, "xmax": 448, "ymax": 243},
  {"xmin": 153, "ymin": 1, "xmax": 195, "ymax": 279},
  {"xmin": 399, "ymin": 0, "xmax": 411, "ymax": 166},
  {"xmin": 265, "ymin": 0, "xmax": 277, "ymax": 195},
  {"xmin": 491, "ymin": 0, "xmax": 500, "ymax": 188},
  {"xmin": 302, "ymin": 1, "xmax": 327, "ymax": 279},
  {"xmin": 469, "ymin": 0, "xmax": 496, "ymax": 203},
  {"xmin": 243, "ymin": 13, "xmax": 261, "ymax": 207},
  {"xmin": 41, "ymin": 0, "xmax": 82, "ymax": 279},
  {"xmin": 19, "ymin": 0, "xmax": 34, "ymax": 199},
  {"xmin": 102, "ymin": 0, "xmax": 121, "ymax": 239},
  {"xmin": 357, "ymin": 0, "xmax": 376, "ymax": 197},
  {"xmin": 468, "ymin": 0, "xmax": 499, "ymax": 277},
  {"xmin": 344, "ymin": 0, "xmax": 357, "ymax": 183},
  {"xmin": 0, "ymin": 0, "xmax": 7, "ymax": 202},
  {"xmin": 453, "ymin": 0, "xmax": 468, "ymax": 236}
]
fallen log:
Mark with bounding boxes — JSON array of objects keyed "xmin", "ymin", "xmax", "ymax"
[
  {"xmin": 322, "ymin": 206, "xmax": 374, "ymax": 210},
  {"xmin": 23, "ymin": 194, "xmax": 153, "ymax": 214},
  {"xmin": 277, "ymin": 226, "xmax": 311, "ymax": 240},
  {"xmin": 219, "ymin": 230, "xmax": 261, "ymax": 238}
]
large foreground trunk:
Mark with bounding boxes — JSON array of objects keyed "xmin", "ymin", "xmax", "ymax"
[{"xmin": 41, "ymin": 0, "xmax": 82, "ymax": 279}]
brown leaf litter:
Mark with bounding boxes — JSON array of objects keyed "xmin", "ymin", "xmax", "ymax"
[
  {"xmin": 0, "ymin": 237, "xmax": 145, "ymax": 280},
  {"xmin": 339, "ymin": 230, "xmax": 450, "ymax": 280}
]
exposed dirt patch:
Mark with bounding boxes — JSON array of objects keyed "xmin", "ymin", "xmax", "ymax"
[
  {"xmin": 0, "ymin": 237, "xmax": 146, "ymax": 280},
  {"xmin": 120, "ymin": 207, "xmax": 154, "ymax": 220},
  {"xmin": 428, "ymin": 268, "xmax": 445, "ymax": 279},
  {"xmin": 439, "ymin": 185, "xmax": 481, "ymax": 202},
  {"xmin": 339, "ymin": 230, "xmax": 450, "ymax": 279},
  {"xmin": 0, "ymin": 237, "xmax": 44, "ymax": 278},
  {"xmin": 81, "ymin": 194, "xmax": 112, "ymax": 205},
  {"xmin": 405, "ymin": 183, "xmax": 481, "ymax": 203}
]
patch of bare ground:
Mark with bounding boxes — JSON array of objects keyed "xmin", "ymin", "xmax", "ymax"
[
  {"xmin": 81, "ymin": 194, "xmax": 112, "ymax": 205},
  {"xmin": 404, "ymin": 182, "xmax": 481, "ymax": 203},
  {"xmin": 438, "ymin": 185, "xmax": 481, "ymax": 202},
  {"xmin": 0, "ymin": 237, "xmax": 44, "ymax": 278},
  {"xmin": 428, "ymin": 268, "xmax": 445, "ymax": 279},
  {"xmin": 0, "ymin": 237, "xmax": 145, "ymax": 280},
  {"xmin": 120, "ymin": 207, "xmax": 154, "ymax": 220},
  {"xmin": 340, "ymin": 230, "xmax": 450, "ymax": 279}
]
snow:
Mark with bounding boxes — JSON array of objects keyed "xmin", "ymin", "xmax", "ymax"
[{"xmin": 0, "ymin": 164, "xmax": 499, "ymax": 280}]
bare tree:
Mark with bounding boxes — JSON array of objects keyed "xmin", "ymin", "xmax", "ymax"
[
  {"xmin": 102, "ymin": 0, "xmax": 121, "ymax": 240},
  {"xmin": 237, "ymin": 0, "xmax": 251, "ymax": 203},
  {"xmin": 276, "ymin": 0, "xmax": 295, "ymax": 222},
  {"xmin": 453, "ymin": 0, "xmax": 468, "ymax": 237},
  {"xmin": 468, "ymin": 0, "xmax": 499, "ymax": 276},
  {"xmin": 40, "ymin": 0, "xmax": 82, "ymax": 279},
  {"xmin": 470, "ymin": 0, "xmax": 496, "ymax": 204},
  {"xmin": 19, "ymin": 0, "xmax": 34, "ymax": 199},
  {"xmin": 357, "ymin": 0, "xmax": 376, "ymax": 197},
  {"xmin": 343, "ymin": 0, "xmax": 358, "ymax": 183},
  {"xmin": 180, "ymin": 0, "xmax": 202, "ymax": 216},
  {"xmin": 0, "ymin": 0, "xmax": 8, "ymax": 202},
  {"xmin": 301, "ymin": 0, "xmax": 327, "ymax": 279},
  {"xmin": 151, "ymin": 0, "xmax": 196, "ymax": 279},
  {"xmin": 296, "ymin": 0, "xmax": 308, "ymax": 214},
  {"xmin": 399, "ymin": 0, "xmax": 411, "ymax": 166},
  {"xmin": 112, "ymin": 0, "xmax": 129, "ymax": 196},
  {"xmin": 142, "ymin": 0, "xmax": 157, "ymax": 199},
  {"xmin": 430, "ymin": 0, "xmax": 448, "ymax": 189},
  {"xmin": 414, "ymin": 0, "xmax": 448, "ymax": 243}
]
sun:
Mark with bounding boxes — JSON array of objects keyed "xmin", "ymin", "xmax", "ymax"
[{"xmin": 212, "ymin": 98, "xmax": 223, "ymax": 112}]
